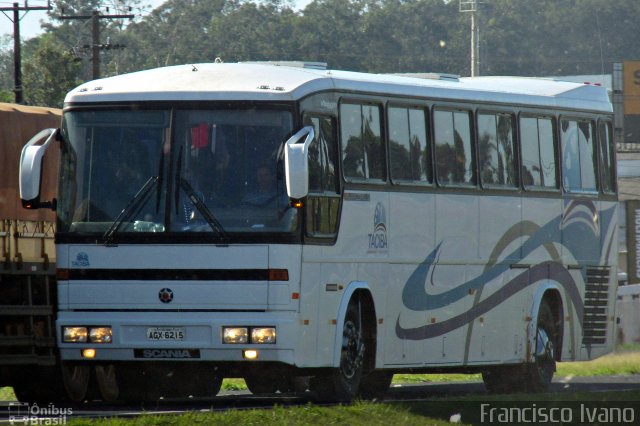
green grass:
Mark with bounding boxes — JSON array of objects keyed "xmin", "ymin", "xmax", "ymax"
[
  {"xmin": 0, "ymin": 386, "xmax": 15, "ymax": 401},
  {"xmin": 2, "ymin": 349, "xmax": 640, "ymax": 403},
  {"xmin": 67, "ymin": 402, "xmax": 469, "ymax": 426},
  {"xmin": 63, "ymin": 390, "xmax": 640, "ymax": 426},
  {"xmin": 556, "ymin": 350, "xmax": 640, "ymax": 377},
  {"xmin": 2, "ymin": 349, "xmax": 640, "ymax": 425}
]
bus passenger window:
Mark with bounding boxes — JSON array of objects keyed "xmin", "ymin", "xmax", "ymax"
[
  {"xmin": 434, "ymin": 109, "xmax": 474, "ymax": 186},
  {"xmin": 561, "ymin": 119, "xmax": 597, "ymax": 193},
  {"xmin": 598, "ymin": 121, "xmax": 616, "ymax": 194},
  {"xmin": 478, "ymin": 112, "xmax": 517, "ymax": 188},
  {"xmin": 304, "ymin": 114, "xmax": 340, "ymax": 238},
  {"xmin": 340, "ymin": 102, "xmax": 385, "ymax": 182},
  {"xmin": 304, "ymin": 115, "xmax": 338, "ymax": 194},
  {"xmin": 389, "ymin": 106, "xmax": 431, "ymax": 184},
  {"xmin": 520, "ymin": 116, "xmax": 557, "ymax": 190}
]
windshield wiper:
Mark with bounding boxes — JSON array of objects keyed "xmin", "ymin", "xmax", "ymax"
[
  {"xmin": 179, "ymin": 177, "xmax": 228, "ymax": 239},
  {"xmin": 103, "ymin": 176, "xmax": 159, "ymax": 245}
]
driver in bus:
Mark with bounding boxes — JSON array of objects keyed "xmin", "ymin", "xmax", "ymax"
[{"xmin": 242, "ymin": 164, "xmax": 278, "ymax": 206}]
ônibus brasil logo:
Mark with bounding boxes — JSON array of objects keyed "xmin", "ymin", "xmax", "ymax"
[{"xmin": 368, "ymin": 202, "xmax": 388, "ymax": 253}]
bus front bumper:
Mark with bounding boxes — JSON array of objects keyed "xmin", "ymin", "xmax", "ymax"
[{"xmin": 56, "ymin": 310, "xmax": 298, "ymax": 364}]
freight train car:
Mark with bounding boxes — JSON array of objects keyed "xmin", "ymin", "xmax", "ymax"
[{"xmin": 0, "ymin": 103, "xmax": 63, "ymax": 401}]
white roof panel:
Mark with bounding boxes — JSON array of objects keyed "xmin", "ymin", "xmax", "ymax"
[{"xmin": 64, "ymin": 63, "xmax": 612, "ymax": 113}]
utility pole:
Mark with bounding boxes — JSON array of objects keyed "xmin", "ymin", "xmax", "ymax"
[
  {"xmin": 59, "ymin": 9, "xmax": 134, "ymax": 80},
  {"xmin": 459, "ymin": 0, "xmax": 480, "ymax": 77},
  {"xmin": 0, "ymin": 1, "xmax": 52, "ymax": 104}
]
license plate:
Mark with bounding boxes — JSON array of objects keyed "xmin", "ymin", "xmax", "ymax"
[{"xmin": 146, "ymin": 327, "xmax": 185, "ymax": 340}]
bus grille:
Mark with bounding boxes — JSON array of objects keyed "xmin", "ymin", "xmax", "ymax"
[{"xmin": 581, "ymin": 267, "xmax": 610, "ymax": 345}]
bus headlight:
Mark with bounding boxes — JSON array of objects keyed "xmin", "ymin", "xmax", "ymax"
[
  {"xmin": 89, "ymin": 327, "xmax": 112, "ymax": 343},
  {"xmin": 63, "ymin": 327, "xmax": 88, "ymax": 343},
  {"xmin": 251, "ymin": 327, "xmax": 276, "ymax": 344},
  {"xmin": 223, "ymin": 327, "xmax": 248, "ymax": 344}
]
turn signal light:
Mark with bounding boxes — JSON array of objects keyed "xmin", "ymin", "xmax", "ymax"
[{"xmin": 268, "ymin": 269, "xmax": 289, "ymax": 281}]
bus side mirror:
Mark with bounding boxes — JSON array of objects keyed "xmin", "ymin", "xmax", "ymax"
[
  {"xmin": 284, "ymin": 125, "xmax": 315, "ymax": 200},
  {"xmin": 20, "ymin": 128, "xmax": 59, "ymax": 210}
]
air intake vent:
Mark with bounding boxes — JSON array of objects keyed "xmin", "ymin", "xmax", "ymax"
[
  {"xmin": 582, "ymin": 267, "xmax": 610, "ymax": 345},
  {"xmin": 241, "ymin": 61, "xmax": 327, "ymax": 70},
  {"xmin": 392, "ymin": 73, "xmax": 460, "ymax": 82}
]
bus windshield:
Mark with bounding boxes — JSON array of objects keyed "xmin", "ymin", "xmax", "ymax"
[{"xmin": 58, "ymin": 107, "xmax": 297, "ymax": 238}]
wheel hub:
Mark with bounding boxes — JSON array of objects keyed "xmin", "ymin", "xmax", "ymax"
[{"xmin": 341, "ymin": 319, "xmax": 365, "ymax": 379}]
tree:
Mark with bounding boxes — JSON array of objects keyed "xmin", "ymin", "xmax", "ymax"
[
  {"xmin": 6, "ymin": 0, "xmax": 640, "ymax": 102},
  {"xmin": 209, "ymin": 1, "xmax": 298, "ymax": 62},
  {"xmin": 23, "ymin": 35, "xmax": 83, "ymax": 107}
]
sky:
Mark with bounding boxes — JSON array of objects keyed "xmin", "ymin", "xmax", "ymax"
[{"xmin": 0, "ymin": 0, "xmax": 313, "ymax": 40}]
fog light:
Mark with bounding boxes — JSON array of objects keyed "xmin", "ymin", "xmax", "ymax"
[
  {"xmin": 251, "ymin": 327, "xmax": 276, "ymax": 344},
  {"xmin": 89, "ymin": 327, "xmax": 112, "ymax": 343},
  {"xmin": 223, "ymin": 327, "xmax": 248, "ymax": 344},
  {"xmin": 243, "ymin": 349, "xmax": 258, "ymax": 360},
  {"xmin": 63, "ymin": 327, "xmax": 88, "ymax": 343},
  {"xmin": 82, "ymin": 348, "xmax": 96, "ymax": 359}
]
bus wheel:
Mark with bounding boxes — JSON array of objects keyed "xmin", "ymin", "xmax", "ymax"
[
  {"xmin": 285, "ymin": 376, "xmax": 310, "ymax": 394},
  {"xmin": 482, "ymin": 366, "xmax": 520, "ymax": 394},
  {"xmin": 190, "ymin": 368, "xmax": 223, "ymax": 398},
  {"xmin": 525, "ymin": 301, "xmax": 557, "ymax": 392},
  {"xmin": 311, "ymin": 301, "xmax": 365, "ymax": 401},
  {"xmin": 95, "ymin": 365, "xmax": 119, "ymax": 402},
  {"xmin": 359, "ymin": 371, "xmax": 392, "ymax": 400},
  {"xmin": 244, "ymin": 375, "xmax": 278, "ymax": 394},
  {"xmin": 61, "ymin": 362, "xmax": 90, "ymax": 402}
]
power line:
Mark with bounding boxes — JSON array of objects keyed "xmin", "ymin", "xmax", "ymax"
[{"xmin": 59, "ymin": 9, "xmax": 134, "ymax": 79}]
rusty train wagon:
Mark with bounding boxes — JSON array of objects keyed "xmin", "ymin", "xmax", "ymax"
[{"xmin": 0, "ymin": 103, "xmax": 61, "ymax": 401}]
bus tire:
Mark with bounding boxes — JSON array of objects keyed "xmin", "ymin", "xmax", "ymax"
[
  {"xmin": 359, "ymin": 370, "xmax": 393, "ymax": 400},
  {"xmin": 244, "ymin": 375, "xmax": 278, "ymax": 394},
  {"xmin": 95, "ymin": 365, "xmax": 119, "ymax": 402},
  {"xmin": 61, "ymin": 363, "xmax": 90, "ymax": 402},
  {"xmin": 311, "ymin": 301, "xmax": 366, "ymax": 401},
  {"xmin": 190, "ymin": 368, "xmax": 223, "ymax": 398},
  {"xmin": 482, "ymin": 301, "xmax": 558, "ymax": 394},
  {"xmin": 525, "ymin": 300, "xmax": 557, "ymax": 393},
  {"xmin": 286, "ymin": 376, "xmax": 310, "ymax": 393},
  {"xmin": 482, "ymin": 366, "xmax": 520, "ymax": 394}
]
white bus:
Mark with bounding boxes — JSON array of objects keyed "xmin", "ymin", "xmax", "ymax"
[{"xmin": 19, "ymin": 62, "xmax": 617, "ymax": 402}]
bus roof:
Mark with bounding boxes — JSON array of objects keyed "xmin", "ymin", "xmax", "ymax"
[{"xmin": 65, "ymin": 62, "xmax": 612, "ymax": 113}]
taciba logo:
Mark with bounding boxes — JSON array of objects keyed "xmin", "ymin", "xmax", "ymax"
[{"xmin": 368, "ymin": 202, "xmax": 388, "ymax": 252}]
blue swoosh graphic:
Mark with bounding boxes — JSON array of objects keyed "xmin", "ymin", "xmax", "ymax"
[
  {"xmin": 397, "ymin": 261, "xmax": 582, "ymax": 340},
  {"xmin": 396, "ymin": 200, "xmax": 615, "ymax": 340}
]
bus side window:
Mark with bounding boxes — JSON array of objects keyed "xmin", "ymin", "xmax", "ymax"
[
  {"xmin": 340, "ymin": 102, "xmax": 385, "ymax": 182},
  {"xmin": 598, "ymin": 121, "xmax": 616, "ymax": 194},
  {"xmin": 478, "ymin": 112, "xmax": 517, "ymax": 188},
  {"xmin": 561, "ymin": 118, "xmax": 597, "ymax": 193},
  {"xmin": 520, "ymin": 116, "xmax": 558, "ymax": 190},
  {"xmin": 434, "ymin": 108, "xmax": 474, "ymax": 186},
  {"xmin": 304, "ymin": 114, "xmax": 340, "ymax": 238},
  {"xmin": 388, "ymin": 106, "xmax": 431, "ymax": 184}
]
